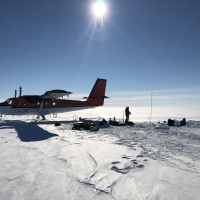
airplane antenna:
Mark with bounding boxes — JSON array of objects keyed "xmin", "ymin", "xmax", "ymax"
[
  {"xmin": 19, "ymin": 86, "xmax": 22, "ymax": 97},
  {"xmin": 15, "ymin": 90, "xmax": 17, "ymax": 98},
  {"xmin": 74, "ymin": 80, "xmax": 94, "ymax": 93},
  {"xmin": 150, "ymin": 92, "xmax": 153, "ymax": 129}
]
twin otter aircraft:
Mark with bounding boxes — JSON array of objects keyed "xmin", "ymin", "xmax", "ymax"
[{"xmin": 0, "ymin": 78, "xmax": 108, "ymax": 120}]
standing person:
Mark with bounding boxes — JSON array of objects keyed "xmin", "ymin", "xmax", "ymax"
[{"xmin": 125, "ymin": 107, "xmax": 131, "ymax": 124}]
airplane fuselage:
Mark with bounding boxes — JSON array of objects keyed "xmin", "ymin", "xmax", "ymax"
[
  {"xmin": 0, "ymin": 78, "xmax": 107, "ymax": 119},
  {"xmin": 0, "ymin": 97, "xmax": 97, "ymax": 116}
]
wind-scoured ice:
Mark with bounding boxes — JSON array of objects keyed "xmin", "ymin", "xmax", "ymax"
[{"xmin": 0, "ymin": 107, "xmax": 200, "ymax": 200}]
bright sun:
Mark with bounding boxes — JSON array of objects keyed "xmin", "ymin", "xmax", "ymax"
[{"xmin": 93, "ymin": 2, "xmax": 106, "ymax": 17}]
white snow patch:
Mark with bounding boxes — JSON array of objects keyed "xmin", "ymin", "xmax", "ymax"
[{"xmin": 0, "ymin": 107, "xmax": 200, "ymax": 199}]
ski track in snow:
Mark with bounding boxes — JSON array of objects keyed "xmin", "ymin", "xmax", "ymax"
[{"xmin": 0, "ymin": 107, "xmax": 200, "ymax": 200}]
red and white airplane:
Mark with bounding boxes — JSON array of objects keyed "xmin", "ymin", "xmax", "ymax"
[{"xmin": 0, "ymin": 78, "xmax": 108, "ymax": 120}]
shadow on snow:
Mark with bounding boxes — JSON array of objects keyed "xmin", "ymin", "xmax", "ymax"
[{"xmin": 0, "ymin": 120, "xmax": 63, "ymax": 142}]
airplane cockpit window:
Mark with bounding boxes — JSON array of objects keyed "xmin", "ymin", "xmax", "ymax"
[
  {"xmin": 8, "ymin": 100, "xmax": 13, "ymax": 105},
  {"xmin": 4, "ymin": 99, "xmax": 10, "ymax": 103}
]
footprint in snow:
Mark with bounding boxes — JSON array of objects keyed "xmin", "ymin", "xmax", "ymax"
[
  {"xmin": 121, "ymin": 156, "xmax": 131, "ymax": 159},
  {"xmin": 111, "ymin": 161, "xmax": 121, "ymax": 164},
  {"xmin": 115, "ymin": 142, "xmax": 123, "ymax": 145},
  {"xmin": 131, "ymin": 159, "xmax": 138, "ymax": 164},
  {"xmin": 111, "ymin": 166, "xmax": 132, "ymax": 174},
  {"xmin": 136, "ymin": 155, "xmax": 144, "ymax": 158},
  {"xmin": 111, "ymin": 164, "xmax": 144, "ymax": 174},
  {"xmin": 136, "ymin": 165, "xmax": 144, "ymax": 168}
]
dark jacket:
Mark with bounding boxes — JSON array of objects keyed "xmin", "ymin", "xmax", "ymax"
[{"xmin": 125, "ymin": 107, "xmax": 131, "ymax": 115}]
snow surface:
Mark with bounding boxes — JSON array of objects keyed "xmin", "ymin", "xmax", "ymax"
[{"xmin": 0, "ymin": 107, "xmax": 200, "ymax": 200}]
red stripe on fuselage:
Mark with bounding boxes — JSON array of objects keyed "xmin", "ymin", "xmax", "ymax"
[{"xmin": 0, "ymin": 97, "xmax": 99, "ymax": 108}]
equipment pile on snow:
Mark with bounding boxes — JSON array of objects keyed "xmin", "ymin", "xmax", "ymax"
[
  {"xmin": 108, "ymin": 117, "xmax": 132, "ymax": 126},
  {"xmin": 55, "ymin": 122, "xmax": 61, "ymax": 126},
  {"xmin": 167, "ymin": 118, "xmax": 186, "ymax": 127},
  {"xmin": 72, "ymin": 121, "xmax": 100, "ymax": 131}
]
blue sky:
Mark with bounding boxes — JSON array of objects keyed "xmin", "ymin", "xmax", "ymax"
[{"xmin": 0, "ymin": 0, "xmax": 200, "ymax": 107}]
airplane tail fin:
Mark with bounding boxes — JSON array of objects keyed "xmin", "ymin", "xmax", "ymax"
[{"xmin": 86, "ymin": 78, "xmax": 108, "ymax": 106}]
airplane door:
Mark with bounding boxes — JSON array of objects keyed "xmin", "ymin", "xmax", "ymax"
[
  {"xmin": 0, "ymin": 106, "xmax": 5, "ymax": 115},
  {"xmin": 0, "ymin": 106, "xmax": 2, "ymax": 116}
]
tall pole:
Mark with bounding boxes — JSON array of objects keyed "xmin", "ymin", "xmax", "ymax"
[{"xmin": 150, "ymin": 92, "xmax": 153, "ymax": 128}]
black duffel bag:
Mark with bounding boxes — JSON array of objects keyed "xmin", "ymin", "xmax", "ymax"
[{"xmin": 168, "ymin": 119, "xmax": 175, "ymax": 126}]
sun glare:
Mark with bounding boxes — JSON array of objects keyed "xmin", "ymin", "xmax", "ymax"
[{"xmin": 93, "ymin": 2, "xmax": 106, "ymax": 17}]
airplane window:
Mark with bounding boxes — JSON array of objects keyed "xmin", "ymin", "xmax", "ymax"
[
  {"xmin": 4, "ymin": 99, "xmax": 10, "ymax": 103},
  {"xmin": 37, "ymin": 102, "xmax": 40, "ymax": 105},
  {"xmin": 53, "ymin": 102, "xmax": 56, "ymax": 105},
  {"xmin": 8, "ymin": 100, "xmax": 13, "ymax": 105},
  {"xmin": 46, "ymin": 102, "xmax": 48, "ymax": 105},
  {"xmin": 59, "ymin": 102, "xmax": 61, "ymax": 105}
]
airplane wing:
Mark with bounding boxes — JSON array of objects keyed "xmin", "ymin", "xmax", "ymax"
[{"xmin": 41, "ymin": 90, "xmax": 72, "ymax": 100}]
